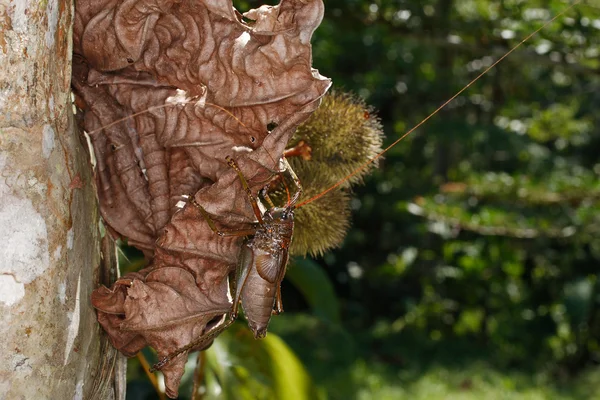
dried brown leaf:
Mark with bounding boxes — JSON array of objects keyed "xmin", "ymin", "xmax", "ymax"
[{"xmin": 74, "ymin": 0, "xmax": 329, "ymax": 396}]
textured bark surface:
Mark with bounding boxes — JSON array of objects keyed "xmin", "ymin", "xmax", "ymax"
[
  {"xmin": 0, "ymin": 0, "xmax": 123, "ymax": 399},
  {"xmin": 72, "ymin": 0, "xmax": 330, "ymax": 397}
]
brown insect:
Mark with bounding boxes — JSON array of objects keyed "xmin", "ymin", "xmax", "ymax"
[
  {"xmin": 152, "ymin": 155, "xmax": 301, "ymax": 371},
  {"xmin": 192, "ymin": 155, "xmax": 302, "ymax": 339}
]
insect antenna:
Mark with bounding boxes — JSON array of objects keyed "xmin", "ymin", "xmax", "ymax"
[
  {"xmin": 283, "ymin": 175, "xmax": 292, "ymax": 206},
  {"xmin": 295, "ymin": 0, "xmax": 581, "ymax": 209}
]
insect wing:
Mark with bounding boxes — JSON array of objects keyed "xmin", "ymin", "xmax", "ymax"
[
  {"xmin": 233, "ymin": 243, "xmax": 254, "ymax": 316},
  {"xmin": 255, "ymin": 248, "xmax": 285, "ymax": 283}
]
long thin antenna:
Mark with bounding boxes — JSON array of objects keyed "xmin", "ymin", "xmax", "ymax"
[{"xmin": 296, "ymin": 1, "xmax": 580, "ymax": 209}]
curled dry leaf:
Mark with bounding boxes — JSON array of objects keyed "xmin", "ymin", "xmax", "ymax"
[{"xmin": 72, "ymin": 0, "xmax": 330, "ymax": 396}]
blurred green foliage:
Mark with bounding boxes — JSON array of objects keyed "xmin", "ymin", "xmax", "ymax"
[{"xmin": 125, "ymin": 0, "xmax": 600, "ymax": 398}]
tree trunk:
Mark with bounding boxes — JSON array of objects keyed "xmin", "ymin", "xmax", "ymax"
[{"xmin": 0, "ymin": 0, "xmax": 125, "ymax": 398}]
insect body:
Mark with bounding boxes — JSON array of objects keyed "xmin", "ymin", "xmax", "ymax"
[
  {"xmin": 215, "ymin": 155, "xmax": 302, "ymax": 338},
  {"xmin": 234, "ymin": 204, "xmax": 293, "ymax": 338},
  {"xmin": 153, "ymin": 156, "xmax": 301, "ymax": 370}
]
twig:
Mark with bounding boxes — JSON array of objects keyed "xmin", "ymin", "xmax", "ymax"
[
  {"xmin": 191, "ymin": 351, "xmax": 206, "ymax": 400},
  {"xmin": 137, "ymin": 353, "xmax": 166, "ymax": 400}
]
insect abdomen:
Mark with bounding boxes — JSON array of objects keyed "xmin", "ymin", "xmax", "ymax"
[{"xmin": 240, "ymin": 265, "xmax": 277, "ymax": 339}]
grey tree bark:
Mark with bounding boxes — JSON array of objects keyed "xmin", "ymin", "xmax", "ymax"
[{"xmin": 0, "ymin": 1, "xmax": 125, "ymax": 398}]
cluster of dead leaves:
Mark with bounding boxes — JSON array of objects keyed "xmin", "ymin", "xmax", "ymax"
[{"xmin": 72, "ymin": 0, "xmax": 330, "ymax": 397}]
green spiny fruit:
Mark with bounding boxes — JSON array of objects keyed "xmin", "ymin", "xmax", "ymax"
[
  {"xmin": 275, "ymin": 91, "xmax": 384, "ymax": 257},
  {"xmin": 290, "ymin": 175, "xmax": 351, "ymax": 258},
  {"xmin": 292, "ymin": 91, "xmax": 384, "ymax": 185}
]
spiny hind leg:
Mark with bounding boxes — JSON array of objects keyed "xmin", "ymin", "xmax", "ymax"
[
  {"xmin": 272, "ymin": 249, "xmax": 288, "ymax": 316},
  {"xmin": 151, "ymin": 314, "xmax": 234, "ymax": 372},
  {"xmin": 226, "ymin": 154, "xmax": 303, "ymax": 211},
  {"xmin": 185, "ymin": 153, "xmax": 271, "ymax": 232}
]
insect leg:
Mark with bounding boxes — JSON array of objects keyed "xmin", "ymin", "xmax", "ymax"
[
  {"xmin": 259, "ymin": 185, "xmax": 276, "ymax": 209},
  {"xmin": 272, "ymin": 248, "xmax": 288, "ymax": 315},
  {"xmin": 280, "ymin": 157, "xmax": 303, "ymax": 206},
  {"xmin": 151, "ymin": 315, "xmax": 234, "ymax": 372},
  {"xmin": 189, "ymin": 197, "xmax": 256, "ymax": 237},
  {"xmin": 225, "ymin": 155, "xmax": 264, "ymax": 224}
]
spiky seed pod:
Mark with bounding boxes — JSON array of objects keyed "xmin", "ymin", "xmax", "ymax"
[
  {"xmin": 291, "ymin": 91, "xmax": 384, "ymax": 186},
  {"xmin": 269, "ymin": 91, "xmax": 384, "ymax": 257},
  {"xmin": 291, "ymin": 182, "xmax": 351, "ymax": 258}
]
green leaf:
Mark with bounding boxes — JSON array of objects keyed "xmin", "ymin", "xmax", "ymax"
[
  {"xmin": 562, "ymin": 277, "xmax": 595, "ymax": 327},
  {"xmin": 287, "ymin": 258, "xmax": 341, "ymax": 324},
  {"xmin": 200, "ymin": 322, "xmax": 323, "ymax": 400}
]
